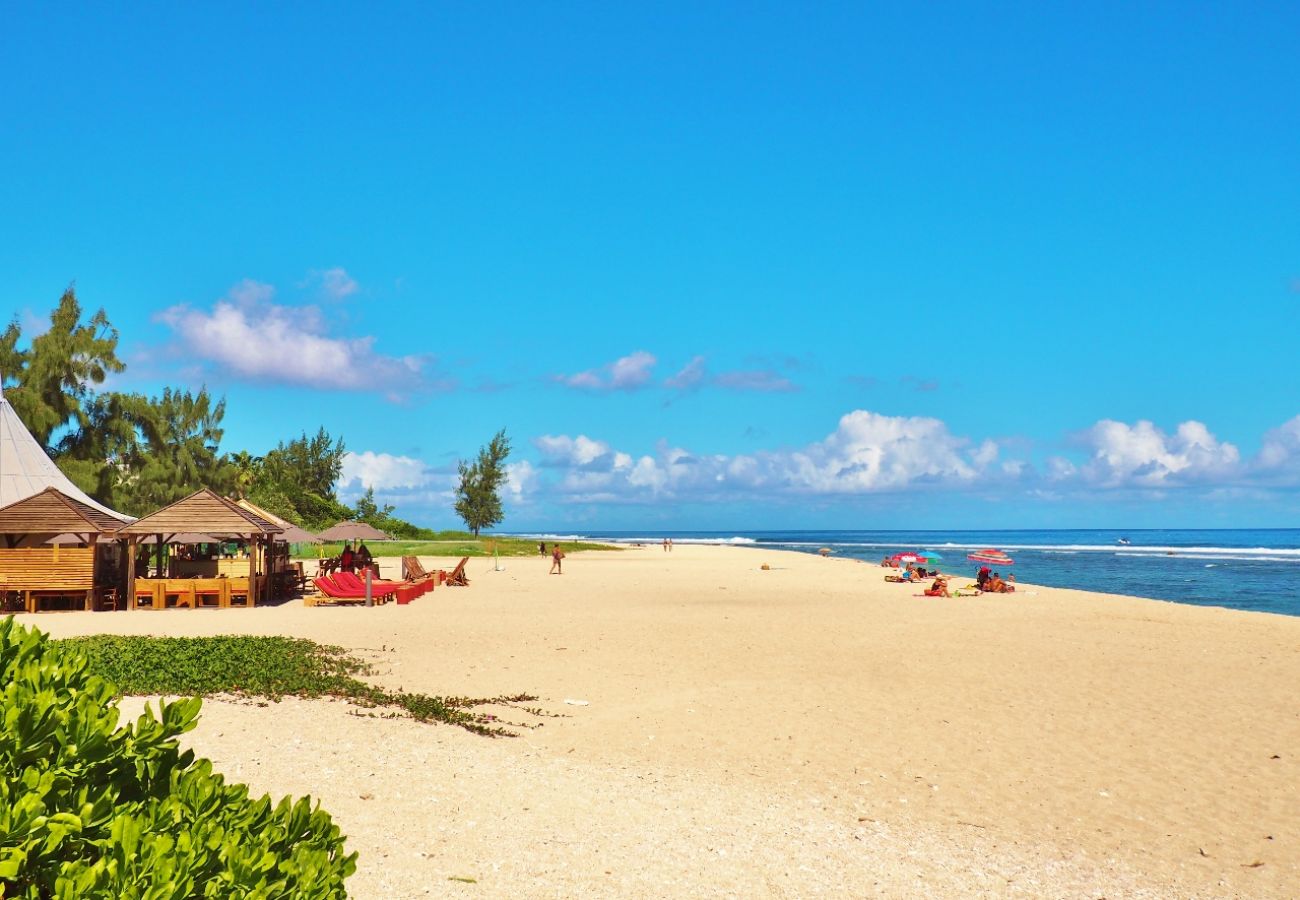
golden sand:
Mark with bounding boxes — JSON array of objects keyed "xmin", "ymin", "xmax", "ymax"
[{"xmin": 35, "ymin": 545, "xmax": 1300, "ymax": 897}]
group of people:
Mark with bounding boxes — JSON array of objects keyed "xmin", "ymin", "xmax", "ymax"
[
  {"xmin": 880, "ymin": 560, "xmax": 938, "ymax": 581},
  {"xmin": 338, "ymin": 541, "xmax": 373, "ymax": 574},
  {"xmin": 881, "ymin": 558, "xmax": 1017, "ymax": 596},
  {"xmin": 976, "ymin": 566, "xmax": 1015, "ymax": 593}
]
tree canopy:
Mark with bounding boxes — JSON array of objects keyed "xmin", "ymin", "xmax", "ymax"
[
  {"xmin": 0, "ymin": 286, "xmax": 124, "ymax": 446},
  {"xmin": 453, "ymin": 429, "xmax": 511, "ymax": 536},
  {"xmin": 4, "ymin": 288, "xmax": 458, "ymax": 535}
]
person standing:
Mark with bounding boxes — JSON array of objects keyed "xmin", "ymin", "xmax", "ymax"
[
  {"xmin": 662, "ymin": 537, "xmax": 668, "ymax": 552},
  {"xmin": 539, "ymin": 541, "xmax": 547, "ymax": 556},
  {"xmin": 340, "ymin": 542, "xmax": 355, "ymax": 574},
  {"xmin": 668, "ymin": 537, "xmax": 673, "ymax": 552},
  {"xmin": 550, "ymin": 543, "xmax": 565, "ymax": 574}
]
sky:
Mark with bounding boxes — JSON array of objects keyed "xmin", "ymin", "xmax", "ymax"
[{"xmin": 2, "ymin": 4, "xmax": 1298, "ymax": 530}]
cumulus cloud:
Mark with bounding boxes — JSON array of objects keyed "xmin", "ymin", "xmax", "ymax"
[
  {"xmin": 1069, "ymin": 419, "xmax": 1240, "ymax": 487},
  {"xmin": 505, "ymin": 461, "xmax": 539, "ymax": 501},
  {"xmin": 339, "ymin": 451, "xmax": 433, "ymax": 491},
  {"xmin": 555, "ymin": 351, "xmax": 657, "ymax": 391},
  {"xmin": 530, "ymin": 410, "xmax": 1012, "ymax": 504},
  {"xmin": 1252, "ymin": 415, "xmax": 1300, "ymax": 484},
  {"xmin": 157, "ymin": 280, "xmax": 433, "ymax": 397}
]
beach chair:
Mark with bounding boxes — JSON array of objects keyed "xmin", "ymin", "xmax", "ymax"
[
  {"xmin": 402, "ymin": 556, "xmax": 431, "ymax": 580},
  {"xmin": 445, "ymin": 557, "xmax": 470, "ymax": 587},
  {"xmin": 332, "ymin": 570, "xmax": 402, "ymax": 601}
]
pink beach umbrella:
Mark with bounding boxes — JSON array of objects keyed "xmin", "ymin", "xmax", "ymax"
[
  {"xmin": 891, "ymin": 552, "xmax": 925, "ymax": 564},
  {"xmin": 967, "ymin": 549, "xmax": 1014, "ymax": 566}
]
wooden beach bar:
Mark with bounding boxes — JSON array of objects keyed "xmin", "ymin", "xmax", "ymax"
[
  {"xmin": 115, "ymin": 489, "xmax": 282, "ymax": 609},
  {"xmin": 0, "ymin": 488, "xmax": 128, "ymax": 612}
]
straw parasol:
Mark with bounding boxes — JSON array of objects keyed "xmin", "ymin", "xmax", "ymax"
[{"xmin": 317, "ymin": 520, "xmax": 389, "ymax": 542}]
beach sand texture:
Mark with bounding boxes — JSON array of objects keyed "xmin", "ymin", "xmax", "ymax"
[{"xmin": 34, "ymin": 545, "xmax": 1300, "ymax": 898}]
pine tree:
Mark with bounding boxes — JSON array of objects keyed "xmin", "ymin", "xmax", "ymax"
[{"xmin": 453, "ymin": 430, "xmax": 511, "ymax": 536}]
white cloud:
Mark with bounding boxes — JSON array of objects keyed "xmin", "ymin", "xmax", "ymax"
[
  {"xmin": 1255, "ymin": 416, "xmax": 1300, "ymax": 481},
  {"xmin": 530, "ymin": 410, "xmax": 1012, "ymax": 504},
  {"xmin": 157, "ymin": 280, "xmax": 431, "ymax": 396},
  {"xmin": 1074, "ymin": 419, "xmax": 1240, "ymax": 487},
  {"xmin": 318, "ymin": 267, "xmax": 359, "ymax": 299},
  {"xmin": 515, "ymin": 413, "xmax": 1300, "ymax": 510},
  {"xmin": 664, "ymin": 355, "xmax": 707, "ymax": 391},
  {"xmin": 663, "ymin": 356, "xmax": 799, "ymax": 393},
  {"xmin": 535, "ymin": 435, "xmax": 616, "ymax": 468},
  {"xmin": 339, "ymin": 451, "xmax": 433, "ymax": 491},
  {"xmin": 505, "ymin": 461, "xmax": 539, "ymax": 501},
  {"xmin": 556, "ymin": 351, "xmax": 657, "ymax": 391}
]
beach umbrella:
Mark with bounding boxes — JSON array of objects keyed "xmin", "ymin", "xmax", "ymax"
[
  {"xmin": 967, "ymin": 549, "xmax": 1014, "ymax": 566},
  {"xmin": 891, "ymin": 552, "xmax": 925, "ymax": 564},
  {"xmin": 920, "ymin": 550, "xmax": 944, "ymax": 561}
]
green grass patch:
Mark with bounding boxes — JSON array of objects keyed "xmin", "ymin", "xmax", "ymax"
[
  {"xmin": 59, "ymin": 635, "xmax": 542, "ymax": 737},
  {"xmin": 302, "ymin": 536, "xmax": 619, "ymax": 560}
]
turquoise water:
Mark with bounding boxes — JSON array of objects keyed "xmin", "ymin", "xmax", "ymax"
[{"xmin": 532, "ymin": 529, "xmax": 1300, "ymax": 617}]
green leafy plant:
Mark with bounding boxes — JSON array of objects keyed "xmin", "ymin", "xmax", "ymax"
[
  {"xmin": 0, "ymin": 618, "xmax": 356, "ymax": 898},
  {"xmin": 61, "ymin": 634, "xmax": 541, "ymax": 737}
]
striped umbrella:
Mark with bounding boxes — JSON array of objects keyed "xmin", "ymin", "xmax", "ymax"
[{"xmin": 967, "ymin": 549, "xmax": 1014, "ymax": 566}]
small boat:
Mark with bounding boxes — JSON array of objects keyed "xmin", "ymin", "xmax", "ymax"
[{"xmin": 1117, "ymin": 537, "xmax": 1131, "ymax": 545}]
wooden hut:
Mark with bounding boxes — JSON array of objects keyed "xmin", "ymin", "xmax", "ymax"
[
  {"xmin": 114, "ymin": 489, "xmax": 282, "ymax": 609},
  {"xmin": 0, "ymin": 487, "xmax": 128, "ymax": 612}
]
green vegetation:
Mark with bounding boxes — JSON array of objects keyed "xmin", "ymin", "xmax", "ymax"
[
  {"xmin": 453, "ymin": 429, "xmax": 511, "ymax": 536},
  {"xmin": 0, "ymin": 618, "xmax": 355, "ymax": 898},
  {"xmin": 60, "ymin": 634, "xmax": 543, "ymax": 737},
  {"xmin": 1, "ymin": 290, "xmax": 518, "ymax": 537},
  {"xmin": 305, "ymin": 535, "xmax": 619, "ymax": 559}
]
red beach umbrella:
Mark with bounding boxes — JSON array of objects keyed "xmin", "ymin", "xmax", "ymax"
[
  {"xmin": 891, "ymin": 552, "xmax": 925, "ymax": 564},
  {"xmin": 967, "ymin": 549, "xmax": 1014, "ymax": 566}
]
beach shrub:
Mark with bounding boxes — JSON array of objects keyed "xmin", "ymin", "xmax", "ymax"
[{"xmin": 0, "ymin": 618, "xmax": 356, "ymax": 898}]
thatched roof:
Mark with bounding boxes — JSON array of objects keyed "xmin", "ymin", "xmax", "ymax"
[
  {"xmin": 234, "ymin": 498, "xmax": 321, "ymax": 543},
  {"xmin": 114, "ymin": 489, "xmax": 281, "ymax": 537},
  {"xmin": 0, "ymin": 487, "xmax": 126, "ymax": 535},
  {"xmin": 0, "ymin": 389, "xmax": 131, "ymax": 521},
  {"xmin": 317, "ymin": 520, "xmax": 389, "ymax": 541}
]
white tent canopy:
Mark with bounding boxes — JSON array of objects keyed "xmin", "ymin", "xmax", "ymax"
[{"xmin": 0, "ymin": 387, "xmax": 132, "ymax": 522}]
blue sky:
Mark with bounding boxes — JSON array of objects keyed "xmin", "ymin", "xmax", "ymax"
[{"xmin": 3, "ymin": 4, "xmax": 1298, "ymax": 529}]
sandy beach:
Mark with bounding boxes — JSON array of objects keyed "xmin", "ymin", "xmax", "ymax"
[{"xmin": 30, "ymin": 544, "xmax": 1300, "ymax": 898}]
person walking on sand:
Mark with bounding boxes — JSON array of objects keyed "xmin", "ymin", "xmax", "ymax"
[
  {"xmin": 668, "ymin": 537, "xmax": 673, "ymax": 552},
  {"xmin": 539, "ymin": 541, "xmax": 547, "ymax": 556},
  {"xmin": 550, "ymin": 543, "xmax": 565, "ymax": 574},
  {"xmin": 662, "ymin": 537, "xmax": 668, "ymax": 552}
]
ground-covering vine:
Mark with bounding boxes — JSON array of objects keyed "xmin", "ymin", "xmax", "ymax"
[{"xmin": 60, "ymin": 634, "xmax": 540, "ymax": 737}]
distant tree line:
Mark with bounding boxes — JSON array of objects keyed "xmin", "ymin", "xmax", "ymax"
[{"xmin": 0, "ymin": 287, "xmax": 485, "ymax": 536}]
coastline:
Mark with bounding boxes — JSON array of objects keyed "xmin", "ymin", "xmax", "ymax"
[{"xmin": 30, "ymin": 543, "xmax": 1300, "ymax": 897}]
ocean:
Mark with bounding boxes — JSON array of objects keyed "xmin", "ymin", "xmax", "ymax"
[{"xmin": 525, "ymin": 529, "xmax": 1300, "ymax": 618}]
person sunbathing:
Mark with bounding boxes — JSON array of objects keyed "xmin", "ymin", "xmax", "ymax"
[{"xmin": 923, "ymin": 577, "xmax": 951, "ymax": 598}]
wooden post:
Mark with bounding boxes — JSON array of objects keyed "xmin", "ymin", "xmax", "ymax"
[
  {"xmin": 265, "ymin": 536, "xmax": 275, "ymax": 603},
  {"xmin": 86, "ymin": 533, "xmax": 98, "ymax": 611},
  {"xmin": 126, "ymin": 535, "xmax": 137, "ymax": 610},
  {"xmin": 248, "ymin": 538, "xmax": 257, "ymax": 608},
  {"xmin": 155, "ymin": 534, "xmax": 164, "ymax": 578}
]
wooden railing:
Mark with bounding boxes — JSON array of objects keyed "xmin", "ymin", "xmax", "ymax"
[{"xmin": 0, "ymin": 547, "xmax": 94, "ymax": 591}]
